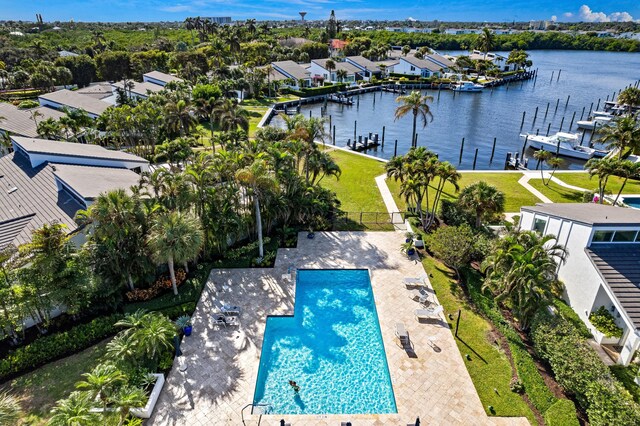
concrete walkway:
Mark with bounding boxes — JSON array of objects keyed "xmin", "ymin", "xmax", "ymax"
[{"xmin": 518, "ymin": 172, "xmax": 553, "ymax": 203}]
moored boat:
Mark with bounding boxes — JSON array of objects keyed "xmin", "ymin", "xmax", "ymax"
[
  {"xmin": 577, "ymin": 116, "xmax": 612, "ymax": 130},
  {"xmin": 521, "ymin": 131, "xmax": 607, "ymax": 160},
  {"xmin": 452, "ymin": 81, "xmax": 484, "ymax": 92}
]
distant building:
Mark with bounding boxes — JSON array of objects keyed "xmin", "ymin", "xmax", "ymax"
[
  {"xmin": 444, "ymin": 28, "xmax": 480, "ymax": 35},
  {"xmin": 329, "ymin": 39, "xmax": 348, "ymax": 57},
  {"xmin": 206, "ymin": 17, "xmax": 232, "ymax": 24},
  {"xmin": 529, "ymin": 20, "xmax": 552, "ymax": 30},
  {"xmin": 345, "ymin": 56, "xmax": 382, "ymax": 80},
  {"xmin": 111, "ymin": 81, "xmax": 164, "ymax": 101},
  {"xmin": 0, "ymin": 136, "xmax": 148, "ymax": 249},
  {"xmin": 58, "ymin": 50, "xmax": 79, "ymax": 57}
]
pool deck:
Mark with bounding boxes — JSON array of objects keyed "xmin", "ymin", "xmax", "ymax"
[{"xmin": 148, "ymin": 232, "xmax": 529, "ymax": 426}]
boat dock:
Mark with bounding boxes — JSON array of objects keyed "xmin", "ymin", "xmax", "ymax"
[{"xmin": 347, "ymin": 133, "xmax": 381, "ymax": 152}]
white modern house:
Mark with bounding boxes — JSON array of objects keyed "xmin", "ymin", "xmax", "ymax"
[
  {"xmin": 38, "ymin": 89, "xmax": 111, "ymax": 119},
  {"xmin": 142, "ymin": 70, "xmax": 184, "ymax": 87},
  {"xmin": 345, "ymin": 56, "xmax": 382, "ymax": 81},
  {"xmin": 468, "ymin": 50, "xmax": 516, "ymax": 72},
  {"xmin": 308, "ymin": 59, "xmax": 360, "ymax": 84},
  {"xmin": 270, "ymin": 61, "xmax": 312, "ymax": 88},
  {"xmin": 111, "ymin": 80, "xmax": 164, "ymax": 100},
  {"xmin": 393, "ymin": 56, "xmax": 443, "ymax": 78},
  {"xmin": 520, "ymin": 203, "xmax": 640, "ymax": 365}
]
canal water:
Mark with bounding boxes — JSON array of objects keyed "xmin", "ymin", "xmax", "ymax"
[{"xmin": 272, "ymin": 50, "xmax": 640, "ymax": 170}]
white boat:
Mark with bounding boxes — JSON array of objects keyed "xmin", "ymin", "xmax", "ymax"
[
  {"xmin": 452, "ymin": 81, "xmax": 484, "ymax": 92},
  {"xmin": 592, "ymin": 110, "xmax": 613, "ymax": 118},
  {"xmin": 522, "ymin": 132, "xmax": 607, "ymax": 160},
  {"xmin": 576, "ymin": 116, "xmax": 612, "ymax": 130}
]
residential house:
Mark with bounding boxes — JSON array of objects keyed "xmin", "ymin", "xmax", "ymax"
[
  {"xmin": 308, "ymin": 59, "xmax": 360, "ymax": 84},
  {"xmin": 468, "ymin": 50, "xmax": 515, "ymax": 72},
  {"xmin": 393, "ymin": 56, "xmax": 443, "ymax": 78},
  {"xmin": 329, "ymin": 39, "xmax": 348, "ymax": 57},
  {"xmin": 444, "ymin": 28, "xmax": 481, "ymax": 35},
  {"xmin": 38, "ymin": 89, "xmax": 111, "ymax": 119},
  {"xmin": 519, "ymin": 203, "xmax": 640, "ymax": 366},
  {"xmin": 423, "ymin": 53, "xmax": 455, "ymax": 72},
  {"xmin": 271, "ymin": 61, "xmax": 312, "ymax": 88},
  {"xmin": 0, "ymin": 103, "xmax": 66, "ymax": 150},
  {"xmin": 345, "ymin": 56, "xmax": 381, "ymax": 81},
  {"xmin": 142, "ymin": 70, "xmax": 184, "ymax": 87},
  {"xmin": 111, "ymin": 80, "xmax": 164, "ymax": 100},
  {"xmin": 0, "ymin": 136, "xmax": 148, "ymax": 250}
]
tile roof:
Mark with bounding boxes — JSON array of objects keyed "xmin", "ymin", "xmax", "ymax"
[
  {"xmin": 521, "ymin": 203, "xmax": 640, "ymax": 226},
  {"xmin": 11, "ymin": 136, "xmax": 149, "ymax": 164},
  {"xmin": 0, "ymin": 152, "xmax": 82, "ymax": 248},
  {"xmin": 143, "ymin": 71, "xmax": 184, "ymax": 85},
  {"xmin": 38, "ymin": 89, "xmax": 111, "ymax": 116},
  {"xmin": 400, "ymin": 56, "xmax": 441, "ymax": 72},
  {"xmin": 330, "ymin": 39, "xmax": 348, "ymax": 50},
  {"xmin": 586, "ymin": 245, "xmax": 640, "ymax": 328},
  {"xmin": 271, "ymin": 61, "xmax": 311, "ymax": 81},
  {"xmin": 111, "ymin": 81, "xmax": 164, "ymax": 97},
  {"xmin": 0, "ymin": 104, "xmax": 66, "ymax": 138},
  {"xmin": 53, "ymin": 164, "xmax": 140, "ymax": 200}
]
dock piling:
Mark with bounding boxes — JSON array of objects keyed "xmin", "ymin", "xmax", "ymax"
[
  {"xmin": 332, "ymin": 125, "xmax": 336, "ymax": 145},
  {"xmin": 555, "ymin": 98, "xmax": 560, "ymax": 112},
  {"xmin": 565, "ymin": 95, "xmax": 570, "ymax": 108},
  {"xmin": 569, "ymin": 111, "xmax": 576, "ymax": 130},
  {"xmin": 546, "ymin": 122, "xmax": 552, "ymax": 136},
  {"xmin": 394, "ymin": 140, "xmax": 398, "ymax": 157},
  {"xmin": 490, "ymin": 137, "xmax": 497, "ymax": 163},
  {"xmin": 521, "ymin": 111, "xmax": 526, "ymax": 128},
  {"xmin": 557, "ymin": 69, "xmax": 562, "ymax": 81},
  {"xmin": 580, "ymin": 106, "xmax": 585, "ymax": 120},
  {"xmin": 550, "ymin": 71, "xmax": 554, "ymax": 82},
  {"xmin": 580, "ymin": 131, "xmax": 586, "ymax": 146},
  {"xmin": 459, "ymin": 138, "xmax": 465, "ymax": 163},
  {"xmin": 354, "ymin": 120, "xmax": 357, "ymax": 141},
  {"xmin": 521, "ymin": 135, "xmax": 528, "ymax": 159},
  {"xmin": 544, "ymin": 102, "xmax": 550, "ymax": 119},
  {"xmin": 381, "ymin": 126, "xmax": 385, "ymax": 148},
  {"xmin": 596, "ymin": 99, "xmax": 600, "ymax": 111},
  {"xmin": 559, "ymin": 116, "xmax": 565, "ymax": 132},
  {"xmin": 472, "ymin": 148, "xmax": 479, "ymax": 170},
  {"xmin": 533, "ymin": 106, "xmax": 538, "ymax": 124}
]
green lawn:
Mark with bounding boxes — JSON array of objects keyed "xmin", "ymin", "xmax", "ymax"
[
  {"xmin": 528, "ymin": 179, "xmax": 584, "ymax": 203},
  {"xmin": 424, "ymin": 255, "xmax": 537, "ymax": 424},
  {"xmin": 1, "ymin": 339, "xmax": 109, "ymax": 425},
  {"xmin": 240, "ymin": 95, "xmax": 299, "ymax": 107},
  {"xmin": 553, "ymin": 172, "xmax": 640, "ymax": 195},
  {"xmin": 240, "ymin": 106, "xmax": 268, "ymax": 138},
  {"xmin": 388, "ymin": 172, "xmax": 541, "ymax": 213}
]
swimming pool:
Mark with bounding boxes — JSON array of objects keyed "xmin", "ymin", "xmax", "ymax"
[
  {"xmin": 253, "ymin": 269, "xmax": 397, "ymax": 415},
  {"xmin": 623, "ymin": 197, "xmax": 640, "ymax": 209}
]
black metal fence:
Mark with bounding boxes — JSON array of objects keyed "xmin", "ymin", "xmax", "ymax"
[{"xmin": 331, "ymin": 211, "xmax": 407, "ymax": 229}]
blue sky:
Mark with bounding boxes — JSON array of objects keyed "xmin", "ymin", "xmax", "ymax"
[{"xmin": 1, "ymin": 1, "xmax": 639, "ymax": 23}]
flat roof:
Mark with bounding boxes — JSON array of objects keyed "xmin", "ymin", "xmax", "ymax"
[
  {"xmin": 11, "ymin": 136, "xmax": 149, "ymax": 164},
  {"xmin": 586, "ymin": 245, "xmax": 640, "ymax": 329},
  {"xmin": 38, "ymin": 89, "xmax": 111, "ymax": 116},
  {"xmin": 521, "ymin": 203, "xmax": 640, "ymax": 226},
  {"xmin": 53, "ymin": 164, "xmax": 140, "ymax": 200},
  {"xmin": 0, "ymin": 103, "xmax": 66, "ymax": 138},
  {"xmin": 143, "ymin": 70, "xmax": 184, "ymax": 84}
]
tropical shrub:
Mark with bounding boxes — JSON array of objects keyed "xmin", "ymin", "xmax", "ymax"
[
  {"xmin": 589, "ymin": 306, "xmax": 623, "ymax": 338},
  {"xmin": 125, "ymin": 269, "xmax": 187, "ymax": 302},
  {"xmin": 17, "ymin": 99, "xmax": 39, "ymax": 109},
  {"xmin": 552, "ymin": 299, "xmax": 592, "ymax": 338},
  {"xmin": 0, "ymin": 315, "xmax": 121, "ymax": 381}
]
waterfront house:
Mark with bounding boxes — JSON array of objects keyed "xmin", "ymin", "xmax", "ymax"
[
  {"xmin": 271, "ymin": 61, "xmax": 312, "ymax": 89},
  {"xmin": 329, "ymin": 39, "xmax": 348, "ymax": 57},
  {"xmin": 142, "ymin": 70, "xmax": 184, "ymax": 87},
  {"xmin": 38, "ymin": 89, "xmax": 111, "ymax": 119},
  {"xmin": 0, "ymin": 136, "xmax": 148, "ymax": 250},
  {"xmin": 424, "ymin": 53, "xmax": 455, "ymax": 72},
  {"xmin": 519, "ymin": 203, "xmax": 640, "ymax": 366},
  {"xmin": 345, "ymin": 56, "xmax": 382, "ymax": 81},
  {"xmin": 468, "ymin": 50, "xmax": 516, "ymax": 72},
  {"xmin": 308, "ymin": 59, "xmax": 361, "ymax": 84},
  {"xmin": 394, "ymin": 56, "xmax": 443, "ymax": 78}
]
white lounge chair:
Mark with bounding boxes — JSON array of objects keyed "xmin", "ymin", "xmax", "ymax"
[
  {"xmin": 402, "ymin": 273, "xmax": 428, "ymax": 288},
  {"xmin": 212, "ymin": 314, "xmax": 227, "ymax": 327},
  {"xmin": 395, "ymin": 322, "xmax": 410, "ymax": 346},
  {"xmin": 409, "ymin": 288, "xmax": 431, "ymax": 304},
  {"xmin": 415, "ymin": 305, "xmax": 444, "ymax": 321}
]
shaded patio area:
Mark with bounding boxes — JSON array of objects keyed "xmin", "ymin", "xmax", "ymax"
[{"xmin": 148, "ymin": 232, "xmax": 529, "ymax": 425}]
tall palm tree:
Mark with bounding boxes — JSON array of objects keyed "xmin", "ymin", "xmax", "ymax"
[
  {"xmin": 325, "ymin": 59, "xmax": 336, "ymax": 82},
  {"xmin": 335, "ymin": 69, "xmax": 348, "ymax": 83},
  {"xmin": 482, "ymin": 230, "xmax": 567, "ymax": 329},
  {"xmin": 215, "ymin": 99, "xmax": 249, "ymax": 133},
  {"xmin": 147, "ymin": 212, "xmax": 204, "ymax": 295},
  {"xmin": 426, "ymin": 161, "xmax": 460, "ymax": 228},
  {"xmin": 165, "ymin": 99, "xmax": 197, "ymax": 136},
  {"xmin": 478, "ymin": 28, "xmax": 495, "ymax": 60},
  {"xmin": 597, "ymin": 116, "xmax": 640, "ymax": 159},
  {"xmin": 585, "ymin": 157, "xmax": 617, "ymax": 204},
  {"xmin": 394, "ymin": 91, "xmax": 434, "ymax": 148},
  {"xmin": 533, "ymin": 149, "xmax": 552, "ymax": 184},
  {"xmin": 196, "ymin": 97, "xmax": 219, "ymax": 152},
  {"xmin": 0, "ymin": 391, "xmax": 22, "ymax": 425},
  {"xmin": 546, "ymin": 157, "xmax": 564, "ymax": 184},
  {"xmin": 235, "ymin": 159, "xmax": 277, "ymax": 259},
  {"xmin": 76, "ymin": 363, "xmax": 125, "ymax": 411},
  {"xmin": 48, "ymin": 391, "xmax": 100, "ymax": 426},
  {"xmin": 617, "ymin": 87, "xmax": 640, "ymax": 114},
  {"xmin": 458, "ymin": 181, "xmax": 506, "ymax": 228}
]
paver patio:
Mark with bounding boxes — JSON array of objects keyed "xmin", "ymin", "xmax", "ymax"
[{"xmin": 149, "ymin": 232, "xmax": 529, "ymax": 426}]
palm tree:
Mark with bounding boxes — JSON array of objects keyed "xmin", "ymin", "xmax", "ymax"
[
  {"xmin": 48, "ymin": 391, "xmax": 100, "ymax": 426},
  {"xmin": 612, "ymin": 160, "xmax": 640, "ymax": 205},
  {"xmin": 147, "ymin": 212, "xmax": 204, "ymax": 295},
  {"xmin": 585, "ymin": 158, "xmax": 617, "ymax": 204},
  {"xmin": 110, "ymin": 386, "xmax": 147, "ymax": 426},
  {"xmin": 307, "ymin": 150, "xmax": 341, "ymax": 184},
  {"xmin": 533, "ymin": 149, "xmax": 552, "ymax": 184},
  {"xmin": 325, "ymin": 59, "xmax": 336, "ymax": 82},
  {"xmin": 478, "ymin": 28, "xmax": 495, "ymax": 60},
  {"xmin": 115, "ymin": 311, "xmax": 175, "ymax": 366},
  {"xmin": 546, "ymin": 157, "xmax": 564, "ymax": 184},
  {"xmin": 165, "ymin": 99, "xmax": 197, "ymax": 136},
  {"xmin": 617, "ymin": 87, "xmax": 640, "ymax": 114},
  {"xmin": 597, "ymin": 116, "xmax": 640, "ymax": 159},
  {"xmin": 235, "ymin": 159, "xmax": 277, "ymax": 259},
  {"xmin": 215, "ymin": 99, "xmax": 249, "ymax": 133},
  {"xmin": 335, "ymin": 69, "xmax": 348, "ymax": 83},
  {"xmin": 0, "ymin": 391, "xmax": 22, "ymax": 425},
  {"xmin": 394, "ymin": 91, "xmax": 434, "ymax": 148},
  {"xmin": 426, "ymin": 161, "xmax": 460, "ymax": 228},
  {"xmin": 458, "ymin": 181, "xmax": 506, "ymax": 228},
  {"xmin": 76, "ymin": 363, "xmax": 125, "ymax": 411},
  {"xmin": 482, "ymin": 230, "xmax": 567, "ymax": 329}
]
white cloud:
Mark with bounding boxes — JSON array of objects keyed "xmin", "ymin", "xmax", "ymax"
[
  {"xmin": 550, "ymin": 15, "xmax": 557, "ymax": 22},
  {"xmin": 560, "ymin": 5, "xmax": 637, "ymax": 23}
]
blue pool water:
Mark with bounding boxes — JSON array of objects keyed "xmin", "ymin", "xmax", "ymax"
[
  {"xmin": 253, "ymin": 269, "xmax": 397, "ymax": 415},
  {"xmin": 624, "ymin": 197, "xmax": 640, "ymax": 209}
]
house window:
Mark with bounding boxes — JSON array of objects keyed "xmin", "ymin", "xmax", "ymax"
[
  {"xmin": 613, "ymin": 230, "xmax": 637, "ymax": 242},
  {"xmin": 592, "ymin": 230, "xmax": 614, "ymax": 243},
  {"xmin": 410, "ymin": 66, "xmax": 415, "ymax": 71},
  {"xmin": 533, "ymin": 218, "xmax": 547, "ymax": 234}
]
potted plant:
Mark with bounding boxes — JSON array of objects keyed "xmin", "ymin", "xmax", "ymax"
[
  {"xmin": 405, "ymin": 232, "xmax": 415, "ymax": 243},
  {"xmin": 401, "ymin": 240, "xmax": 415, "ymax": 257},
  {"xmin": 414, "ymin": 233, "xmax": 424, "ymax": 248},
  {"xmin": 588, "ymin": 306, "xmax": 623, "ymax": 345},
  {"xmin": 307, "ymin": 228, "xmax": 315, "ymax": 239},
  {"xmin": 175, "ymin": 315, "xmax": 192, "ymax": 336}
]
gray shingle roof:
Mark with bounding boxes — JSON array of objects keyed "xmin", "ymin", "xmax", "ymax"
[
  {"xmin": 53, "ymin": 164, "xmax": 140, "ymax": 200},
  {"xmin": 0, "ymin": 104, "xmax": 66, "ymax": 138},
  {"xmin": 76, "ymin": 82, "xmax": 115, "ymax": 100},
  {"xmin": 311, "ymin": 59, "xmax": 361, "ymax": 75},
  {"xmin": 400, "ymin": 56, "xmax": 441, "ymax": 72},
  {"xmin": 586, "ymin": 245, "xmax": 640, "ymax": 328},
  {"xmin": 345, "ymin": 56, "xmax": 381, "ymax": 72},
  {"xmin": 111, "ymin": 81, "xmax": 164, "ymax": 97},
  {"xmin": 11, "ymin": 136, "xmax": 149, "ymax": 164},
  {"xmin": 38, "ymin": 89, "xmax": 111, "ymax": 116},
  {"xmin": 425, "ymin": 53, "xmax": 455, "ymax": 69},
  {"xmin": 521, "ymin": 203, "xmax": 640, "ymax": 226},
  {"xmin": 0, "ymin": 152, "xmax": 82, "ymax": 248},
  {"xmin": 143, "ymin": 71, "xmax": 184, "ymax": 85},
  {"xmin": 271, "ymin": 61, "xmax": 311, "ymax": 81}
]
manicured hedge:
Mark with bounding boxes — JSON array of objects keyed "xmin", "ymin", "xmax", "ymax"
[
  {"xmin": 284, "ymin": 84, "xmax": 347, "ymax": 97},
  {"xmin": 157, "ymin": 302, "xmax": 197, "ymax": 320},
  {"xmin": 464, "ymin": 269, "xmax": 557, "ymax": 414},
  {"xmin": 552, "ymin": 299, "xmax": 592, "ymax": 339},
  {"xmin": 0, "ymin": 314, "xmax": 122, "ymax": 382},
  {"xmin": 544, "ymin": 399, "xmax": 580, "ymax": 426},
  {"xmin": 531, "ymin": 311, "xmax": 640, "ymax": 425}
]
